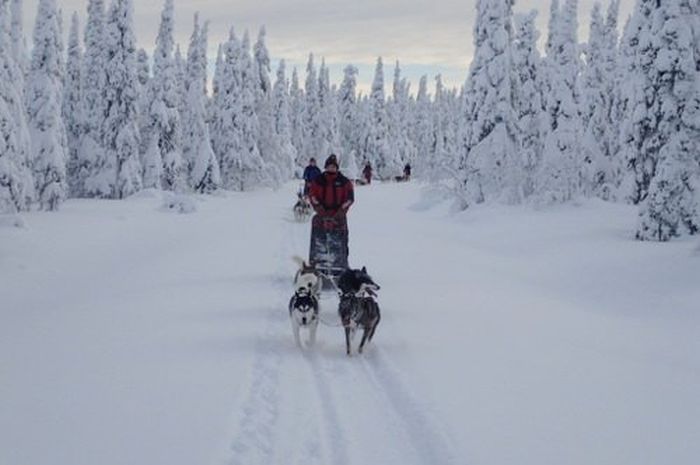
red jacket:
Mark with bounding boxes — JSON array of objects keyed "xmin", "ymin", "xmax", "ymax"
[{"xmin": 309, "ymin": 172, "xmax": 354, "ymax": 215}]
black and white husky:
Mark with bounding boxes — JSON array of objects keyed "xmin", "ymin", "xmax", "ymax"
[
  {"xmin": 289, "ymin": 257, "xmax": 321, "ymax": 347},
  {"xmin": 337, "ymin": 267, "xmax": 381, "ymax": 356}
]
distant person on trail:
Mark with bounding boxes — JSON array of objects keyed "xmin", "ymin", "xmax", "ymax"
[
  {"xmin": 362, "ymin": 161, "xmax": 373, "ymax": 185},
  {"xmin": 302, "ymin": 158, "xmax": 322, "ymax": 196},
  {"xmin": 403, "ymin": 163, "xmax": 411, "ymax": 180},
  {"xmin": 308, "ymin": 155, "xmax": 354, "ymax": 260}
]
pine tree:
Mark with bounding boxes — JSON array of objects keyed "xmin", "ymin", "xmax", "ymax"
[
  {"xmin": 10, "ymin": 0, "xmax": 27, "ymax": 78},
  {"xmin": 79, "ymin": 0, "xmax": 108, "ymax": 197},
  {"xmin": 63, "ymin": 12, "xmax": 82, "ymax": 197},
  {"xmin": 142, "ymin": 0, "xmax": 184, "ymax": 191},
  {"xmin": 289, "ymin": 67, "xmax": 305, "ymax": 171},
  {"xmin": 136, "ymin": 48, "xmax": 150, "ymax": 156},
  {"xmin": 537, "ymin": 0, "xmax": 582, "ymax": 203},
  {"xmin": 580, "ymin": 1, "xmax": 620, "ymax": 200},
  {"xmin": 301, "ymin": 53, "xmax": 320, "ymax": 163},
  {"xmin": 0, "ymin": 0, "xmax": 34, "ymax": 213},
  {"xmin": 459, "ymin": 0, "xmax": 519, "ymax": 205},
  {"xmin": 636, "ymin": 0, "xmax": 700, "ymax": 241},
  {"xmin": 26, "ymin": 0, "xmax": 67, "ymax": 210},
  {"xmin": 338, "ymin": 64, "xmax": 360, "ymax": 178},
  {"xmin": 389, "ymin": 61, "xmax": 415, "ymax": 170},
  {"xmin": 366, "ymin": 57, "xmax": 400, "ymax": 179},
  {"xmin": 411, "ymin": 75, "xmax": 433, "ymax": 180},
  {"xmin": 513, "ymin": 11, "xmax": 546, "ymax": 198},
  {"xmin": 182, "ymin": 14, "xmax": 219, "ymax": 193},
  {"xmin": 101, "ymin": 0, "xmax": 142, "ymax": 198},
  {"xmin": 618, "ymin": 0, "xmax": 664, "ymax": 204},
  {"xmin": 317, "ymin": 59, "xmax": 340, "ymax": 160},
  {"xmin": 235, "ymin": 31, "xmax": 266, "ymax": 190},
  {"xmin": 271, "ymin": 60, "xmax": 297, "ymax": 181},
  {"xmin": 252, "ymin": 26, "xmax": 284, "ymax": 186}
]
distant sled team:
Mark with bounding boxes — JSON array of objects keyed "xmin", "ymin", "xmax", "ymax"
[{"xmin": 290, "ymin": 256, "xmax": 381, "ymax": 356}]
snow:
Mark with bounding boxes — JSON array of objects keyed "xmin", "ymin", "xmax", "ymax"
[{"xmin": 1, "ymin": 181, "xmax": 699, "ymax": 465}]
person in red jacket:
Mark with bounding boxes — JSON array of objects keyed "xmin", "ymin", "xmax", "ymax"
[
  {"xmin": 308, "ymin": 155, "xmax": 354, "ymax": 272},
  {"xmin": 309, "ymin": 154, "xmax": 354, "ymax": 225}
]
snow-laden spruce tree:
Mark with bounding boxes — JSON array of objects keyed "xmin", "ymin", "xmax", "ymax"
[
  {"xmin": 289, "ymin": 67, "xmax": 305, "ymax": 172},
  {"xmin": 235, "ymin": 31, "xmax": 267, "ymax": 190},
  {"xmin": 182, "ymin": 14, "xmax": 219, "ymax": 193},
  {"xmin": 210, "ymin": 28, "xmax": 241, "ymax": 187},
  {"xmin": 142, "ymin": 0, "xmax": 184, "ymax": 191},
  {"xmin": 100, "ymin": 0, "xmax": 142, "ymax": 198},
  {"xmin": 458, "ymin": 0, "xmax": 519, "ymax": 205},
  {"xmin": 271, "ymin": 60, "xmax": 297, "ymax": 181},
  {"xmin": 317, "ymin": 59, "xmax": 340, "ymax": 160},
  {"xmin": 253, "ymin": 26, "xmax": 286, "ymax": 186},
  {"xmin": 79, "ymin": 0, "xmax": 107, "ymax": 197},
  {"xmin": 618, "ymin": 0, "xmax": 669, "ymax": 205},
  {"xmin": 411, "ymin": 75, "xmax": 433, "ymax": 180},
  {"xmin": 512, "ymin": 10, "xmax": 546, "ymax": 199},
  {"xmin": 635, "ymin": 0, "xmax": 700, "ymax": 241},
  {"xmin": 10, "ymin": 0, "xmax": 27, "ymax": 79},
  {"xmin": 580, "ymin": 0, "xmax": 620, "ymax": 200},
  {"xmin": 136, "ymin": 48, "xmax": 150, "ymax": 155},
  {"xmin": 338, "ymin": 64, "xmax": 360, "ymax": 178},
  {"xmin": 389, "ymin": 61, "xmax": 415, "ymax": 169},
  {"xmin": 537, "ymin": 0, "xmax": 582, "ymax": 204},
  {"xmin": 301, "ymin": 53, "xmax": 321, "ymax": 164},
  {"xmin": 26, "ymin": 0, "xmax": 67, "ymax": 210},
  {"xmin": 0, "ymin": 0, "xmax": 34, "ymax": 213},
  {"xmin": 63, "ymin": 12, "xmax": 82, "ymax": 197},
  {"xmin": 366, "ymin": 57, "xmax": 401, "ymax": 179}
]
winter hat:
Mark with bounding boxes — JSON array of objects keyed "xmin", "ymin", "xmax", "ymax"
[{"xmin": 324, "ymin": 154, "xmax": 339, "ymax": 169}]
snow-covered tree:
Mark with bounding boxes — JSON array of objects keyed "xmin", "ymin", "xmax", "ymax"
[
  {"xmin": 459, "ymin": 0, "xmax": 519, "ymax": 205},
  {"xmin": 317, "ymin": 59, "xmax": 340, "ymax": 160},
  {"xmin": 10, "ymin": 0, "xmax": 27, "ymax": 78},
  {"xmin": 389, "ymin": 61, "xmax": 415, "ymax": 170},
  {"xmin": 338, "ymin": 64, "xmax": 360, "ymax": 178},
  {"xmin": 537, "ymin": 0, "xmax": 582, "ymax": 204},
  {"xmin": 79, "ymin": 0, "xmax": 107, "ymax": 197},
  {"xmin": 142, "ymin": 0, "xmax": 184, "ymax": 191},
  {"xmin": 235, "ymin": 31, "xmax": 266, "ymax": 190},
  {"xmin": 253, "ymin": 26, "xmax": 284, "ymax": 186},
  {"xmin": 301, "ymin": 53, "xmax": 321, "ymax": 163},
  {"xmin": 100, "ymin": 0, "xmax": 142, "ymax": 198},
  {"xmin": 580, "ymin": 1, "xmax": 620, "ymax": 199},
  {"xmin": 63, "ymin": 12, "xmax": 82, "ymax": 197},
  {"xmin": 289, "ymin": 67, "xmax": 305, "ymax": 171},
  {"xmin": 182, "ymin": 14, "xmax": 219, "ymax": 193},
  {"xmin": 635, "ymin": 0, "xmax": 700, "ymax": 241},
  {"xmin": 411, "ymin": 75, "xmax": 433, "ymax": 179},
  {"xmin": 26, "ymin": 0, "xmax": 67, "ymax": 210},
  {"xmin": 0, "ymin": 0, "xmax": 34, "ymax": 212},
  {"xmin": 365, "ymin": 57, "xmax": 400, "ymax": 179},
  {"xmin": 271, "ymin": 59, "xmax": 297, "ymax": 181},
  {"xmin": 211, "ymin": 28, "xmax": 265, "ymax": 191},
  {"xmin": 136, "ymin": 48, "xmax": 150, "ymax": 155},
  {"xmin": 513, "ymin": 11, "xmax": 546, "ymax": 198}
]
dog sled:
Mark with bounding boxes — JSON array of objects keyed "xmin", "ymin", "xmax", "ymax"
[{"xmin": 309, "ymin": 215, "xmax": 349, "ymax": 289}]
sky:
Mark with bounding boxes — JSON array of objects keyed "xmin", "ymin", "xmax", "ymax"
[{"xmin": 20, "ymin": 0, "xmax": 634, "ymax": 95}]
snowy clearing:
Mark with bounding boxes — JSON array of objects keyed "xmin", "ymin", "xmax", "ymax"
[{"xmin": 1, "ymin": 182, "xmax": 699, "ymax": 465}]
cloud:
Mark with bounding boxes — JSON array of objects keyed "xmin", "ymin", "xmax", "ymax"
[{"xmin": 22, "ymin": 0, "xmax": 635, "ymax": 91}]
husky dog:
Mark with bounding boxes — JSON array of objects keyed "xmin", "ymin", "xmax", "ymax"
[
  {"xmin": 293, "ymin": 194, "xmax": 312, "ymax": 222},
  {"xmin": 289, "ymin": 257, "xmax": 321, "ymax": 347},
  {"xmin": 337, "ymin": 267, "xmax": 381, "ymax": 355}
]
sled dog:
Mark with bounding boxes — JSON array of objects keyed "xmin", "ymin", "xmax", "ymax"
[
  {"xmin": 337, "ymin": 267, "xmax": 381, "ymax": 355},
  {"xmin": 293, "ymin": 194, "xmax": 312, "ymax": 222},
  {"xmin": 289, "ymin": 257, "xmax": 321, "ymax": 347}
]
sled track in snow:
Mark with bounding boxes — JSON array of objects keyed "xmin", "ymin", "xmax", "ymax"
[{"xmin": 360, "ymin": 350, "xmax": 459, "ymax": 465}]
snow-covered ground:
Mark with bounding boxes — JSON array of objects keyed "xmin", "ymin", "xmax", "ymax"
[{"xmin": 1, "ymin": 182, "xmax": 699, "ymax": 465}]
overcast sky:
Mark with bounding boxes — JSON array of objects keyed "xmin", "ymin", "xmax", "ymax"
[{"xmin": 21, "ymin": 0, "xmax": 634, "ymax": 94}]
